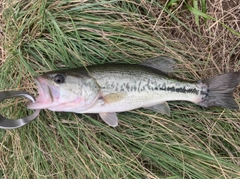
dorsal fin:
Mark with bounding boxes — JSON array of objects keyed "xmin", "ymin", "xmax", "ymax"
[{"xmin": 141, "ymin": 56, "xmax": 176, "ymax": 73}]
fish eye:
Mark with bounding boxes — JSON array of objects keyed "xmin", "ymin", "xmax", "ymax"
[{"xmin": 54, "ymin": 74, "xmax": 65, "ymax": 84}]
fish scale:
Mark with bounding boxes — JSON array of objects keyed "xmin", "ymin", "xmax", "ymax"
[{"xmin": 78, "ymin": 64, "xmax": 205, "ymax": 113}]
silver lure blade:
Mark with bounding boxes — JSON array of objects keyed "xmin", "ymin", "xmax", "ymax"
[{"xmin": 0, "ymin": 91, "xmax": 40, "ymax": 129}]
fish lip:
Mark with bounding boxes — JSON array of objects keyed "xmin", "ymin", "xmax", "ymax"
[
  {"xmin": 35, "ymin": 77, "xmax": 46, "ymax": 102},
  {"xmin": 27, "ymin": 77, "xmax": 52, "ymax": 109}
]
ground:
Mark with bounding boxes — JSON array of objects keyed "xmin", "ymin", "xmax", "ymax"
[{"xmin": 0, "ymin": 0, "xmax": 240, "ymax": 178}]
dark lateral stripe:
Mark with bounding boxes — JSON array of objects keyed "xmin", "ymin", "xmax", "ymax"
[
  {"xmin": 104, "ymin": 81, "xmax": 200, "ymax": 95},
  {"xmin": 164, "ymin": 86, "xmax": 199, "ymax": 94}
]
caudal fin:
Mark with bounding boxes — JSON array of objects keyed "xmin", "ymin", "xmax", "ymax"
[{"xmin": 199, "ymin": 72, "xmax": 240, "ymax": 109}]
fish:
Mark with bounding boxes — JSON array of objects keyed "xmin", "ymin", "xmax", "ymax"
[{"xmin": 27, "ymin": 56, "xmax": 240, "ymax": 127}]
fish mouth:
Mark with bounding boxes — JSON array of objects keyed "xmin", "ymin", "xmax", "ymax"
[{"xmin": 27, "ymin": 77, "xmax": 60, "ymax": 109}]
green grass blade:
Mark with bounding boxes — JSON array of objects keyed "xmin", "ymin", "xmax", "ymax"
[{"xmin": 1, "ymin": 0, "xmax": 240, "ymax": 178}]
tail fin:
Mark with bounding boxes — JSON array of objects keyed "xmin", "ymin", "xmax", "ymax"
[{"xmin": 199, "ymin": 72, "xmax": 240, "ymax": 109}]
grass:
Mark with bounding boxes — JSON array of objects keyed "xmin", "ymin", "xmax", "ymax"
[{"xmin": 1, "ymin": 0, "xmax": 240, "ymax": 178}]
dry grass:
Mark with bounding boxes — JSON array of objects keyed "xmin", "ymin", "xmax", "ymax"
[
  {"xmin": 0, "ymin": 1, "xmax": 6, "ymax": 66},
  {"xmin": 0, "ymin": 0, "xmax": 240, "ymax": 178}
]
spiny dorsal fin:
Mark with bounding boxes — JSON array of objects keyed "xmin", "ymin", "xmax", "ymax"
[
  {"xmin": 99, "ymin": 112, "xmax": 118, "ymax": 127},
  {"xmin": 141, "ymin": 56, "xmax": 176, "ymax": 73},
  {"xmin": 143, "ymin": 102, "xmax": 170, "ymax": 116}
]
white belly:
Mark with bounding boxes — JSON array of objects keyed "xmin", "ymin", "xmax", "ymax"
[{"xmin": 79, "ymin": 88, "xmax": 201, "ymax": 113}]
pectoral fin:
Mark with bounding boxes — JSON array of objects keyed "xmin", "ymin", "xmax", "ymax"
[
  {"xmin": 141, "ymin": 56, "xmax": 176, "ymax": 74},
  {"xmin": 99, "ymin": 112, "xmax": 118, "ymax": 127},
  {"xmin": 102, "ymin": 92, "xmax": 127, "ymax": 104},
  {"xmin": 143, "ymin": 102, "xmax": 170, "ymax": 116}
]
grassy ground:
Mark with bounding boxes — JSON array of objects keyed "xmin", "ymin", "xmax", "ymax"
[{"xmin": 1, "ymin": 0, "xmax": 240, "ymax": 178}]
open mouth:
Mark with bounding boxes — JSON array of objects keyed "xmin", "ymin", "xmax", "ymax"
[
  {"xmin": 35, "ymin": 77, "xmax": 50, "ymax": 102},
  {"xmin": 27, "ymin": 77, "xmax": 58, "ymax": 109}
]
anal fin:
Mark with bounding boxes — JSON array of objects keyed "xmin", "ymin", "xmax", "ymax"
[
  {"xmin": 99, "ymin": 112, "xmax": 118, "ymax": 127},
  {"xmin": 143, "ymin": 102, "xmax": 170, "ymax": 116}
]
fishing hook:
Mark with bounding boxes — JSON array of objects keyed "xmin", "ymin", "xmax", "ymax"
[{"xmin": 0, "ymin": 91, "xmax": 40, "ymax": 129}]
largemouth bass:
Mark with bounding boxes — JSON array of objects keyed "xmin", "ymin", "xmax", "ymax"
[{"xmin": 27, "ymin": 56, "xmax": 240, "ymax": 127}]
